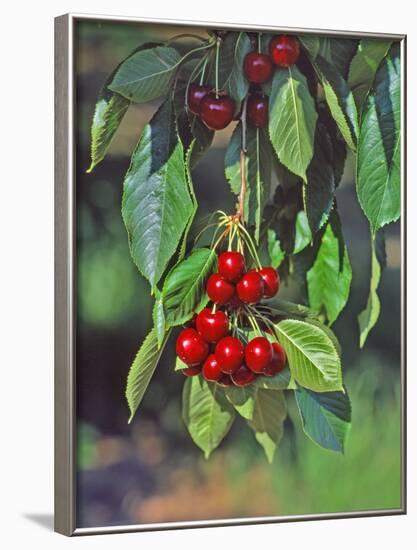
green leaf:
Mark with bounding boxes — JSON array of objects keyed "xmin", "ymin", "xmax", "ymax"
[
  {"xmin": 163, "ymin": 248, "xmax": 217, "ymax": 327},
  {"xmin": 321, "ymin": 38, "xmax": 358, "ymax": 79},
  {"xmin": 182, "ymin": 377, "xmax": 235, "ymax": 458},
  {"xmin": 152, "ymin": 291, "xmax": 165, "ymax": 348},
  {"xmin": 175, "ymin": 357, "xmax": 188, "ymax": 371},
  {"xmin": 358, "ymin": 232, "xmax": 385, "ymax": 347},
  {"xmin": 294, "ymin": 210, "xmax": 313, "ymax": 254},
  {"xmin": 348, "ymin": 39, "xmax": 392, "ymax": 114},
  {"xmin": 226, "ymin": 32, "xmax": 252, "ymax": 105},
  {"xmin": 295, "ymin": 386, "xmax": 351, "ymax": 453},
  {"xmin": 307, "ymin": 221, "xmax": 352, "ymax": 324},
  {"xmin": 304, "ymin": 123, "xmax": 336, "ymax": 233},
  {"xmin": 109, "ymin": 46, "xmax": 181, "ymax": 102},
  {"xmin": 225, "ymin": 385, "xmax": 256, "ymax": 420},
  {"xmin": 314, "ymin": 55, "xmax": 359, "ymax": 151},
  {"xmin": 225, "ymin": 124, "xmax": 271, "ymax": 242},
  {"xmin": 252, "ymin": 369, "xmax": 291, "ymax": 390},
  {"xmin": 267, "ymin": 229, "xmax": 285, "ymax": 268},
  {"xmin": 126, "ymin": 328, "xmax": 170, "ymax": 422},
  {"xmin": 122, "ymin": 99, "xmax": 193, "ymax": 287},
  {"xmin": 275, "ymin": 319, "xmax": 343, "ymax": 392},
  {"xmin": 299, "ymin": 36, "xmax": 321, "ymax": 58},
  {"xmin": 248, "ymin": 389, "xmax": 287, "ymax": 463},
  {"xmin": 357, "ymin": 44, "xmax": 401, "ymax": 235},
  {"xmin": 269, "ymin": 65, "xmax": 318, "ymax": 182}
]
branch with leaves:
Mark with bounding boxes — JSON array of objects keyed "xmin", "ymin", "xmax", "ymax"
[{"xmin": 87, "ymin": 29, "xmax": 400, "ymax": 462}]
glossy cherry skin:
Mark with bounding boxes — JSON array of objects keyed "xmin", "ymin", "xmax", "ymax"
[
  {"xmin": 218, "ymin": 251, "xmax": 246, "ymax": 282},
  {"xmin": 269, "ymin": 35, "xmax": 300, "ymax": 67},
  {"xmin": 207, "ymin": 274, "xmax": 235, "ymax": 305},
  {"xmin": 176, "ymin": 328, "xmax": 209, "ymax": 366},
  {"xmin": 200, "ymin": 93, "xmax": 235, "ymax": 130},
  {"xmin": 202, "ymin": 354, "xmax": 223, "ymax": 381},
  {"xmin": 247, "ymin": 94, "xmax": 268, "ymax": 128},
  {"xmin": 243, "ymin": 52, "xmax": 273, "ymax": 83},
  {"xmin": 181, "ymin": 366, "xmax": 201, "ymax": 377},
  {"xmin": 187, "ymin": 83, "xmax": 211, "ymax": 115},
  {"xmin": 245, "ymin": 336, "xmax": 274, "ymax": 373},
  {"xmin": 196, "ymin": 308, "xmax": 229, "ymax": 343},
  {"xmin": 215, "ymin": 336, "xmax": 244, "ymax": 374},
  {"xmin": 231, "ymin": 364, "xmax": 256, "ymax": 386},
  {"xmin": 259, "ymin": 267, "xmax": 280, "ymax": 298},
  {"xmin": 236, "ymin": 271, "xmax": 264, "ymax": 304},
  {"xmin": 263, "ymin": 342, "xmax": 287, "ymax": 376}
]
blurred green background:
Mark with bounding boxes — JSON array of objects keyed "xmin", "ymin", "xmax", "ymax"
[{"xmin": 75, "ymin": 19, "xmax": 402, "ymax": 528}]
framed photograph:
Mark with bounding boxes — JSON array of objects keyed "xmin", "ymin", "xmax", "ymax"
[{"xmin": 55, "ymin": 13, "xmax": 406, "ymax": 536}]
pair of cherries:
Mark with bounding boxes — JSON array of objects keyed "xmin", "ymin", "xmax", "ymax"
[
  {"xmin": 176, "ymin": 311, "xmax": 286, "ymax": 386},
  {"xmin": 207, "ymin": 251, "xmax": 279, "ymax": 306},
  {"xmin": 187, "ymin": 35, "xmax": 300, "ymax": 131}
]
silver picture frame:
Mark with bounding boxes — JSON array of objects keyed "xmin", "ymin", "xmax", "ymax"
[{"xmin": 54, "ymin": 13, "xmax": 407, "ymax": 536}]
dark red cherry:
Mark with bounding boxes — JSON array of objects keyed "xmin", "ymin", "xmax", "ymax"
[
  {"xmin": 245, "ymin": 336, "xmax": 273, "ymax": 373},
  {"xmin": 215, "ymin": 336, "xmax": 244, "ymax": 374},
  {"xmin": 196, "ymin": 308, "xmax": 229, "ymax": 343},
  {"xmin": 175, "ymin": 328, "xmax": 209, "ymax": 366},
  {"xmin": 269, "ymin": 35, "xmax": 300, "ymax": 67},
  {"xmin": 231, "ymin": 364, "xmax": 256, "ymax": 386},
  {"xmin": 181, "ymin": 366, "xmax": 201, "ymax": 377},
  {"xmin": 202, "ymin": 354, "xmax": 223, "ymax": 381},
  {"xmin": 247, "ymin": 94, "xmax": 268, "ymax": 128},
  {"xmin": 259, "ymin": 267, "xmax": 280, "ymax": 298},
  {"xmin": 236, "ymin": 271, "xmax": 264, "ymax": 304},
  {"xmin": 187, "ymin": 83, "xmax": 211, "ymax": 115},
  {"xmin": 218, "ymin": 251, "xmax": 246, "ymax": 282},
  {"xmin": 263, "ymin": 342, "xmax": 287, "ymax": 376},
  {"xmin": 200, "ymin": 93, "xmax": 235, "ymax": 130},
  {"xmin": 207, "ymin": 273, "xmax": 235, "ymax": 305},
  {"xmin": 244, "ymin": 52, "xmax": 273, "ymax": 83},
  {"xmin": 217, "ymin": 374, "xmax": 234, "ymax": 387}
]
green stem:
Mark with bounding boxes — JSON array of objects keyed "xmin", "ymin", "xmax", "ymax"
[
  {"xmin": 199, "ymin": 55, "xmax": 209, "ymax": 85},
  {"xmin": 215, "ymin": 38, "xmax": 221, "ymax": 98},
  {"xmin": 258, "ymin": 33, "xmax": 262, "ymax": 53}
]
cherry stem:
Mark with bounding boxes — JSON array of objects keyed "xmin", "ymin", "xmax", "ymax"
[
  {"xmin": 199, "ymin": 55, "xmax": 209, "ymax": 85},
  {"xmin": 212, "ymin": 303, "xmax": 217, "ymax": 314},
  {"xmin": 238, "ymin": 223, "xmax": 263, "ymax": 268},
  {"xmin": 258, "ymin": 33, "xmax": 262, "ymax": 53},
  {"xmin": 215, "ymin": 38, "xmax": 221, "ymax": 98}
]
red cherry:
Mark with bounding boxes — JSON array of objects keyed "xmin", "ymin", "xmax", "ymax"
[
  {"xmin": 200, "ymin": 93, "xmax": 235, "ymax": 130},
  {"xmin": 236, "ymin": 271, "xmax": 264, "ymax": 304},
  {"xmin": 231, "ymin": 364, "xmax": 256, "ymax": 386},
  {"xmin": 217, "ymin": 374, "xmax": 234, "ymax": 387},
  {"xmin": 245, "ymin": 336, "xmax": 273, "ymax": 373},
  {"xmin": 202, "ymin": 354, "xmax": 223, "ymax": 381},
  {"xmin": 218, "ymin": 251, "xmax": 246, "ymax": 282},
  {"xmin": 269, "ymin": 35, "xmax": 300, "ymax": 67},
  {"xmin": 247, "ymin": 94, "xmax": 268, "ymax": 128},
  {"xmin": 263, "ymin": 342, "xmax": 286, "ymax": 376},
  {"xmin": 176, "ymin": 328, "xmax": 209, "ymax": 366},
  {"xmin": 207, "ymin": 273, "xmax": 235, "ymax": 305},
  {"xmin": 215, "ymin": 336, "xmax": 244, "ymax": 374},
  {"xmin": 187, "ymin": 83, "xmax": 211, "ymax": 115},
  {"xmin": 181, "ymin": 366, "xmax": 201, "ymax": 377},
  {"xmin": 243, "ymin": 52, "xmax": 273, "ymax": 83},
  {"xmin": 259, "ymin": 267, "xmax": 280, "ymax": 298},
  {"xmin": 196, "ymin": 308, "xmax": 229, "ymax": 343}
]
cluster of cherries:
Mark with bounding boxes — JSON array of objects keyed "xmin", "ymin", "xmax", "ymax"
[
  {"xmin": 175, "ymin": 251, "xmax": 287, "ymax": 387},
  {"xmin": 188, "ymin": 34, "xmax": 300, "ymax": 131}
]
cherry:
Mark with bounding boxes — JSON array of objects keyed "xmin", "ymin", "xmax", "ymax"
[
  {"xmin": 269, "ymin": 35, "xmax": 300, "ymax": 67},
  {"xmin": 263, "ymin": 342, "xmax": 286, "ymax": 376},
  {"xmin": 247, "ymin": 94, "xmax": 268, "ymax": 128},
  {"xmin": 207, "ymin": 273, "xmax": 235, "ymax": 305},
  {"xmin": 176, "ymin": 328, "xmax": 209, "ymax": 366},
  {"xmin": 259, "ymin": 267, "xmax": 280, "ymax": 298},
  {"xmin": 244, "ymin": 52, "xmax": 273, "ymax": 83},
  {"xmin": 231, "ymin": 364, "xmax": 256, "ymax": 386},
  {"xmin": 202, "ymin": 354, "xmax": 223, "ymax": 381},
  {"xmin": 217, "ymin": 374, "xmax": 234, "ymax": 387},
  {"xmin": 181, "ymin": 366, "xmax": 201, "ymax": 377},
  {"xmin": 196, "ymin": 308, "xmax": 229, "ymax": 343},
  {"xmin": 236, "ymin": 271, "xmax": 264, "ymax": 304},
  {"xmin": 218, "ymin": 251, "xmax": 246, "ymax": 282},
  {"xmin": 245, "ymin": 336, "xmax": 273, "ymax": 373},
  {"xmin": 200, "ymin": 93, "xmax": 235, "ymax": 130},
  {"xmin": 215, "ymin": 336, "xmax": 244, "ymax": 374},
  {"xmin": 187, "ymin": 83, "xmax": 211, "ymax": 116}
]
